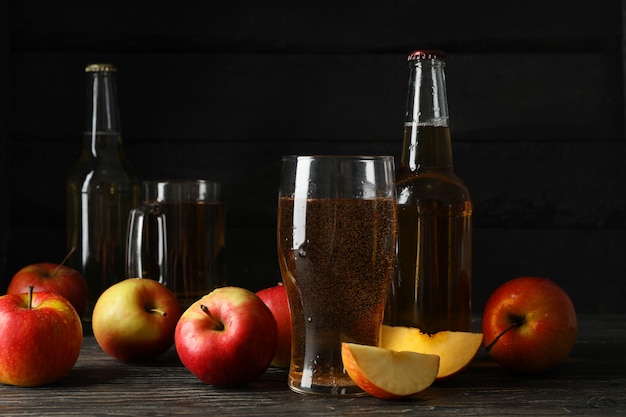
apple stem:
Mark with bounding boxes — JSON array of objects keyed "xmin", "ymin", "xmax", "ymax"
[
  {"xmin": 149, "ymin": 308, "xmax": 167, "ymax": 317},
  {"xmin": 52, "ymin": 247, "xmax": 77, "ymax": 277},
  {"xmin": 27, "ymin": 285, "xmax": 34, "ymax": 309},
  {"xmin": 200, "ymin": 304, "xmax": 224, "ymax": 331},
  {"xmin": 484, "ymin": 315, "xmax": 525, "ymax": 352}
]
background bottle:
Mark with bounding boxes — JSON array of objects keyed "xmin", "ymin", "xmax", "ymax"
[
  {"xmin": 385, "ymin": 50, "xmax": 473, "ymax": 333},
  {"xmin": 66, "ymin": 63, "xmax": 139, "ymax": 324}
]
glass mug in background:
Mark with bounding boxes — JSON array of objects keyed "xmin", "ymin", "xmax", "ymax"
[
  {"xmin": 277, "ymin": 155, "xmax": 397, "ymax": 396},
  {"xmin": 126, "ymin": 180, "xmax": 226, "ymax": 308}
]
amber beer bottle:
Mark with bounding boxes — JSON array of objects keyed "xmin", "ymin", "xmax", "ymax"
[
  {"xmin": 66, "ymin": 64, "xmax": 139, "ymax": 324},
  {"xmin": 385, "ymin": 50, "xmax": 473, "ymax": 333}
]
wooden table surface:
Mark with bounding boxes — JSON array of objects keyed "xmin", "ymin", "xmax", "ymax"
[{"xmin": 0, "ymin": 314, "xmax": 624, "ymax": 417}]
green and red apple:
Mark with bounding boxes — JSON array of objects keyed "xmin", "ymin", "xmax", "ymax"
[
  {"xmin": 7, "ymin": 262, "xmax": 88, "ymax": 317},
  {"xmin": 256, "ymin": 283, "xmax": 292, "ymax": 368},
  {"xmin": 92, "ymin": 278, "xmax": 182, "ymax": 362},
  {"xmin": 175, "ymin": 286, "xmax": 277, "ymax": 387},
  {"xmin": 482, "ymin": 276, "xmax": 578, "ymax": 374},
  {"xmin": 0, "ymin": 286, "xmax": 83, "ymax": 386}
]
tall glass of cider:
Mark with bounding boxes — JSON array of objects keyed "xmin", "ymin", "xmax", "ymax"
[{"xmin": 277, "ymin": 155, "xmax": 397, "ymax": 396}]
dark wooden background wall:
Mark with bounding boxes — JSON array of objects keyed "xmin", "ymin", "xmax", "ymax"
[{"xmin": 1, "ymin": 1, "xmax": 625, "ymax": 314}]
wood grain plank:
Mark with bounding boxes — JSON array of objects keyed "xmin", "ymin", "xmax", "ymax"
[{"xmin": 0, "ymin": 316, "xmax": 623, "ymax": 416}]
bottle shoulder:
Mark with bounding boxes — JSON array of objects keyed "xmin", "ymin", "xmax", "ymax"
[
  {"xmin": 67, "ymin": 157, "xmax": 138, "ymax": 189},
  {"xmin": 397, "ymin": 171, "xmax": 472, "ymax": 208}
]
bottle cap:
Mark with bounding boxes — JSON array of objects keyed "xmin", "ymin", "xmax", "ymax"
[
  {"xmin": 407, "ymin": 50, "xmax": 445, "ymax": 61},
  {"xmin": 85, "ymin": 63, "xmax": 117, "ymax": 73}
]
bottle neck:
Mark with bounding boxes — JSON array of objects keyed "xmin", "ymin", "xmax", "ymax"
[
  {"xmin": 84, "ymin": 70, "xmax": 123, "ymax": 156},
  {"xmin": 400, "ymin": 57, "xmax": 454, "ymax": 173}
]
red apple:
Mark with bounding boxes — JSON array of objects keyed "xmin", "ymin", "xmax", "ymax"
[
  {"xmin": 7, "ymin": 262, "xmax": 88, "ymax": 317},
  {"xmin": 0, "ymin": 286, "xmax": 83, "ymax": 386},
  {"xmin": 482, "ymin": 276, "xmax": 578, "ymax": 374},
  {"xmin": 256, "ymin": 283, "xmax": 292, "ymax": 368},
  {"xmin": 175, "ymin": 286, "xmax": 277, "ymax": 387},
  {"xmin": 92, "ymin": 278, "xmax": 182, "ymax": 362}
]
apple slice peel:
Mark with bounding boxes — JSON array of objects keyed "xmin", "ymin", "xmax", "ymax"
[{"xmin": 341, "ymin": 342, "xmax": 439, "ymax": 399}]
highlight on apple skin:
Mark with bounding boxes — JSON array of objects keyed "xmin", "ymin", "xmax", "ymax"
[{"xmin": 482, "ymin": 276, "xmax": 578, "ymax": 374}]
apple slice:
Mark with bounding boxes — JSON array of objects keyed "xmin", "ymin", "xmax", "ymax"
[
  {"xmin": 381, "ymin": 325, "xmax": 483, "ymax": 379},
  {"xmin": 341, "ymin": 342, "xmax": 439, "ymax": 399}
]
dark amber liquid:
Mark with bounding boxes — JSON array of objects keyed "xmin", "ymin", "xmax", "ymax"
[
  {"xmin": 385, "ymin": 125, "xmax": 472, "ymax": 333},
  {"xmin": 278, "ymin": 197, "xmax": 396, "ymax": 395},
  {"xmin": 67, "ymin": 189, "xmax": 136, "ymax": 310},
  {"xmin": 66, "ymin": 132, "xmax": 139, "ymax": 323},
  {"xmin": 137, "ymin": 201, "xmax": 226, "ymax": 308}
]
